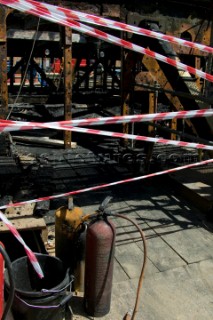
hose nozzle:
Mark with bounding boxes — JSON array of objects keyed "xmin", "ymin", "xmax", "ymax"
[{"xmin": 123, "ymin": 311, "xmax": 132, "ymax": 320}]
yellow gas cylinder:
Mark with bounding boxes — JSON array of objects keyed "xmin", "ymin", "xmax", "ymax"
[{"xmin": 55, "ymin": 197, "xmax": 85, "ymax": 292}]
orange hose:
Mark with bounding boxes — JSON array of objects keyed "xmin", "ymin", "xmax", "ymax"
[{"xmin": 107, "ymin": 213, "xmax": 147, "ymax": 320}]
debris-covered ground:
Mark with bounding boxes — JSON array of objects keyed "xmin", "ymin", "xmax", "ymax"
[{"xmin": 1, "ymin": 138, "xmax": 213, "ymax": 319}]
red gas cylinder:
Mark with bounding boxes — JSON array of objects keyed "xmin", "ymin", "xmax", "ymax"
[
  {"xmin": 0, "ymin": 242, "xmax": 4, "ymax": 319},
  {"xmin": 84, "ymin": 216, "xmax": 116, "ymax": 317}
]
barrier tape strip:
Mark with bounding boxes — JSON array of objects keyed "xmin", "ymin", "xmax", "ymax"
[
  {"xmin": 1, "ymin": 128, "xmax": 213, "ymax": 152},
  {"xmin": 35, "ymin": 0, "xmax": 213, "ymax": 55},
  {"xmin": 0, "ymin": 108, "xmax": 213, "ymax": 129},
  {"xmin": 39, "ymin": 109, "xmax": 213, "ymax": 126},
  {"xmin": 1, "ymin": 119, "xmax": 213, "ymax": 152},
  {"xmin": 0, "ymin": 159, "xmax": 212, "ymax": 211},
  {"xmin": 0, "ymin": 210, "xmax": 44, "ymax": 278},
  {"xmin": 55, "ymin": 125, "xmax": 213, "ymax": 151},
  {"xmin": 3, "ymin": 0, "xmax": 213, "ymax": 55},
  {"xmin": 1, "ymin": 0, "xmax": 213, "ymax": 82}
]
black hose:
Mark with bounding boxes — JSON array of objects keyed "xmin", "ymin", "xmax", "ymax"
[{"xmin": 0, "ymin": 244, "xmax": 15, "ymax": 320}]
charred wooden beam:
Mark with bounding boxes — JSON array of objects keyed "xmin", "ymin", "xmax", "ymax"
[
  {"xmin": 142, "ymin": 54, "xmax": 198, "ymax": 136},
  {"xmin": 102, "ymin": 4, "xmax": 121, "ymax": 18},
  {"xmin": 7, "ymin": 29, "xmax": 84, "ymax": 43},
  {"xmin": 0, "ymin": 6, "xmax": 9, "ymax": 118},
  {"xmin": 68, "ymin": 2, "xmax": 101, "ymax": 15},
  {"xmin": 63, "ymin": 26, "xmax": 73, "ymax": 149}
]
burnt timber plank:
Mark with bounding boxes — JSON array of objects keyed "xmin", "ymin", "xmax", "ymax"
[
  {"xmin": 0, "ymin": 216, "xmax": 46, "ymax": 232},
  {"xmin": 169, "ymin": 168, "xmax": 213, "ymax": 212}
]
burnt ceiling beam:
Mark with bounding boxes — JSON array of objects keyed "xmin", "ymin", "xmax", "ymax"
[{"xmin": 6, "ymin": 30, "xmax": 84, "ymax": 43}]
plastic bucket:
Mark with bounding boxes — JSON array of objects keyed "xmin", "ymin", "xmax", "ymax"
[{"xmin": 5, "ymin": 253, "xmax": 73, "ymax": 320}]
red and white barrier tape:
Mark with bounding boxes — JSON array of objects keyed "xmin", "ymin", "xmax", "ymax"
[
  {"xmin": 57, "ymin": 125, "xmax": 213, "ymax": 151},
  {"xmin": 0, "ymin": 120, "xmax": 41, "ymax": 133},
  {"xmin": 1, "ymin": 125, "xmax": 213, "ymax": 152},
  {"xmin": 0, "ymin": 159, "xmax": 212, "ymax": 211},
  {"xmin": 35, "ymin": 0, "xmax": 213, "ymax": 55},
  {"xmin": 3, "ymin": 0, "xmax": 213, "ymax": 55},
  {"xmin": 1, "ymin": 119, "xmax": 213, "ymax": 152},
  {"xmin": 0, "ymin": 210, "xmax": 44, "ymax": 278},
  {"xmin": 1, "ymin": 108, "xmax": 213, "ymax": 130},
  {"xmin": 1, "ymin": 0, "xmax": 213, "ymax": 82},
  {"xmin": 39, "ymin": 108, "xmax": 213, "ymax": 127}
]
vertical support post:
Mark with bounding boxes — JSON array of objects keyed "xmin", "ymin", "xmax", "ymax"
[
  {"xmin": 63, "ymin": 26, "xmax": 72, "ymax": 149},
  {"xmin": 121, "ymin": 53, "xmax": 137, "ymax": 147},
  {"xmin": 9, "ymin": 56, "xmax": 14, "ymax": 91},
  {"xmin": 145, "ymin": 91, "xmax": 156, "ymax": 173},
  {"xmin": 120, "ymin": 7, "xmax": 130, "ymax": 147},
  {"xmin": 85, "ymin": 58, "xmax": 90, "ymax": 90},
  {"xmin": 195, "ymin": 57, "xmax": 201, "ymax": 90},
  {"xmin": 0, "ymin": 6, "xmax": 8, "ymax": 119},
  {"xmin": 171, "ymin": 118, "xmax": 177, "ymax": 140},
  {"xmin": 148, "ymin": 92, "xmax": 155, "ymax": 135},
  {"xmin": 121, "ymin": 33, "xmax": 129, "ymax": 143}
]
